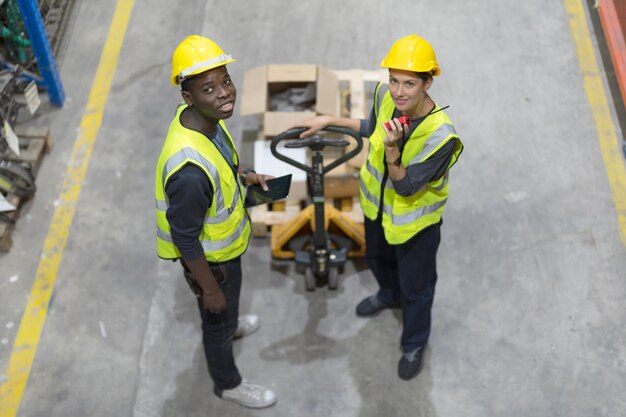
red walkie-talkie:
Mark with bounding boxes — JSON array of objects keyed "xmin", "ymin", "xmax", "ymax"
[{"xmin": 383, "ymin": 115, "xmax": 412, "ymax": 130}]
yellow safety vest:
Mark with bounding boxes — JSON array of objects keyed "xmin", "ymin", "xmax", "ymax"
[
  {"xmin": 155, "ymin": 104, "xmax": 251, "ymax": 262},
  {"xmin": 359, "ymin": 84, "xmax": 463, "ymax": 245}
]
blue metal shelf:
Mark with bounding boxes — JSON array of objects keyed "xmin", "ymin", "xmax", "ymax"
[{"xmin": 15, "ymin": 0, "xmax": 64, "ymax": 106}]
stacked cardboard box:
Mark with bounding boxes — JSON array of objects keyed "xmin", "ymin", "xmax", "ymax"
[
  {"xmin": 241, "ymin": 64, "xmax": 339, "ymax": 136},
  {"xmin": 241, "ymin": 64, "xmax": 360, "ymax": 201}
]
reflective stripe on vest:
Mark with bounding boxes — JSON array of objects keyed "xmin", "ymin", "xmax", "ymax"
[
  {"xmin": 157, "ymin": 147, "xmax": 242, "ymax": 224},
  {"xmin": 408, "ymin": 123, "xmax": 457, "ymax": 164},
  {"xmin": 382, "ymin": 198, "xmax": 448, "ymax": 225},
  {"xmin": 156, "ymin": 213, "xmax": 248, "ymax": 253}
]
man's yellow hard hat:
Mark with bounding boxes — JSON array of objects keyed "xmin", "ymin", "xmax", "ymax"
[
  {"xmin": 380, "ymin": 34, "xmax": 440, "ymax": 76},
  {"xmin": 171, "ymin": 35, "xmax": 236, "ymax": 86}
]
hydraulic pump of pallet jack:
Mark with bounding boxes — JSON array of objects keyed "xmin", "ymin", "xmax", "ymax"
[{"xmin": 383, "ymin": 115, "xmax": 412, "ymax": 131}]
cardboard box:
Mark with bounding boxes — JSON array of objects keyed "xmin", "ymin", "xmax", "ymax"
[
  {"xmin": 253, "ymin": 139, "xmax": 361, "ymax": 201},
  {"xmin": 324, "ymin": 172, "xmax": 360, "ymax": 199},
  {"xmin": 241, "ymin": 64, "xmax": 339, "ymax": 136},
  {"xmin": 253, "ymin": 139, "xmax": 308, "ymax": 202}
]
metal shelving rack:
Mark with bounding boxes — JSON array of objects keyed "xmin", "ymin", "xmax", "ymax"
[{"xmin": 0, "ymin": 0, "xmax": 71, "ymax": 107}]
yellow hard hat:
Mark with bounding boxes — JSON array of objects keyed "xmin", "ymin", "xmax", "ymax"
[
  {"xmin": 380, "ymin": 34, "xmax": 440, "ymax": 76},
  {"xmin": 171, "ymin": 35, "xmax": 236, "ymax": 85}
]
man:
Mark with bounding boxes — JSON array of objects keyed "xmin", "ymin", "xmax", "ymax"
[{"xmin": 155, "ymin": 35, "xmax": 277, "ymax": 408}]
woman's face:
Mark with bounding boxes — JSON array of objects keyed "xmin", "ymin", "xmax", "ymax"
[{"xmin": 388, "ymin": 69, "xmax": 432, "ymax": 116}]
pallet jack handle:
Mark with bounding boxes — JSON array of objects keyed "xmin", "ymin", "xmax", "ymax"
[{"xmin": 270, "ymin": 126, "xmax": 363, "ymax": 174}]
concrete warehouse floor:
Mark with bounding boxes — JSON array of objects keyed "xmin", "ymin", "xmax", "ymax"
[{"xmin": 1, "ymin": 1, "xmax": 626, "ymax": 416}]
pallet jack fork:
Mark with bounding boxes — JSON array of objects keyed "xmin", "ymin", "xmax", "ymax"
[{"xmin": 270, "ymin": 126, "xmax": 364, "ymax": 291}]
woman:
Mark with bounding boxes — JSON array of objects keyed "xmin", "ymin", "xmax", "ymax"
[{"xmin": 297, "ymin": 34, "xmax": 463, "ymax": 380}]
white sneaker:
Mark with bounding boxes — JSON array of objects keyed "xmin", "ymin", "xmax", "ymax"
[
  {"xmin": 233, "ymin": 314, "xmax": 260, "ymax": 339},
  {"xmin": 221, "ymin": 380, "xmax": 277, "ymax": 408}
]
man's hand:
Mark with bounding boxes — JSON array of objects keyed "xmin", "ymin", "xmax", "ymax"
[
  {"xmin": 202, "ymin": 287, "xmax": 227, "ymax": 313},
  {"xmin": 184, "ymin": 256, "xmax": 227, "ymax": 313},
  {"xmin": 245, "ymin": 172, "xmax": 274, "ymax": 191}
]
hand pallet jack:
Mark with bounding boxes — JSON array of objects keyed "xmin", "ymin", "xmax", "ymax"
[{"xmin": 270, "ymin": 126, "xmax": 364, "ymax": 291}]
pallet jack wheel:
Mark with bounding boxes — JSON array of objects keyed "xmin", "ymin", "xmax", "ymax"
[
  {"xmin": 327, "ymin": 267, "xmax": 339, "ymax": 290},
  {"xmin": 304, "ymin": 268, "xmax": 316, "ymax": 291}
]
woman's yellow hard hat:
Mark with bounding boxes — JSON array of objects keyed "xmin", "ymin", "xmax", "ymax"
[
  {"xmin": 380, "ymin": 34, "xmax": 440, "ymax": 76},
  {"xmin": 171, "ymin": 35, "xmax": 236, "ymax": 86}
]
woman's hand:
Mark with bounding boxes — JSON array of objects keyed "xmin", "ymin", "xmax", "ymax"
[
  {"xmin": 382, "ymin": 117, "xmax": 409, "ymax": 148},
  {"xmin": 296, "ymin": 115, "xmax": 334, "ymax": 137},
  {"xmin": 245, "ymin": 172, "xmax": 274, "ymax": 191}
]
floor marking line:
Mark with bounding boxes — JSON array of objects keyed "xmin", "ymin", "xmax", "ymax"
[{"xmin": 0, "ymin": 1, "xmax": 135, "ymax": 415}]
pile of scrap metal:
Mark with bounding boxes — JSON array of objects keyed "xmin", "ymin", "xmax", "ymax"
[{"xmin": 0, "ymin": 63, "xmax": 36, "ymax": 225}]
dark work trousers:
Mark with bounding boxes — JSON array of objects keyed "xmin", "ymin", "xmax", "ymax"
[
  {"xmin": 181, "ymin": 257, "xmax": 243, "ymax": 395},
  {"xmin": 364, "ymin": 217, "xmax": 441, "ymax": 352}
]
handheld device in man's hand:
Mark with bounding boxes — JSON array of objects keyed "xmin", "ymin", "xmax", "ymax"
[
  {"xmin": 244, "ymin": 174, "xmax": 292, "ymax": 208},
  {"xmin": 383, "ymin": 115, "xmax": 412, "ymax": 130}
]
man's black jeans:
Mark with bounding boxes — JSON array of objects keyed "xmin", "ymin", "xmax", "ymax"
[{"xmin": 181, "ymin": 257, "xmax": 243, "ymax": 394}]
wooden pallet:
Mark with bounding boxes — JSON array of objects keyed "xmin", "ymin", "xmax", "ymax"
[
  {"xmin": 333, "ymin": 69, "xmax": 388, "ymax": 119},
  {"xmin": 248, "ymin": 195, "xmax": 364, "ymax": 258},
  {"xmin": 333, "ymin": 69, "xmax": 387, "ymax": 169},
  {"xmin": 269, "ymin": 197, "xmax": 365, "ymax": 259},
  {"xmin": 0, "ymin": 125, "xmax": 53, "ymax": 252},
  {"xmin": 249, "ymin": 196, "xmax": 364, "ymax": 238}
]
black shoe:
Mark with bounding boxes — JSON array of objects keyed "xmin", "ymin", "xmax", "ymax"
[
  {"xmin": 355, "ymin": 294, "xmax": 394, "ymax": 317},
  {"xmin": 398, "ymin": 346, "xmax": 425, "ymax": 380}
]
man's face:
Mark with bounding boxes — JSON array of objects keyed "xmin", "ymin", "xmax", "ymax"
[{"xmin": 181, "ymin": 66, "xmax": 236, "ymax": 122}]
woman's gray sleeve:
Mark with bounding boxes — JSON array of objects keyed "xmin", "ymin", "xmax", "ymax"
[
  {"xmin": 359, "ymin": 105, "xmax": 378, "ymax": 138},
  {"xmin": 391, "ymin": 139, "xmax": 458, "ymax": 197}
]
